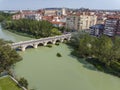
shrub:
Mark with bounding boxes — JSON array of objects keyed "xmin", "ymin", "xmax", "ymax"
[
  {"xmin": 55, "ymin": 43, "xmax": 60, "ymax": 46},
  {"xmin": 56, "ymin": 53, "xmax": 62, "ymax": 57},
  {"xmin": 18, "ymin": 77, "xmax": 28, "ymax": 89},
  {"xmin": 46, "ymin": 44, "xmax": 52, "ymax": 48}
]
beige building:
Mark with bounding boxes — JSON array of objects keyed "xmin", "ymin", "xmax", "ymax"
[
  {"xmin": 66, "ymin": 12, "xmax": 97, "ymax": 30},
  {"xmin": 44, "ymin": 10, "xmax": 57, "ymax": 16}
]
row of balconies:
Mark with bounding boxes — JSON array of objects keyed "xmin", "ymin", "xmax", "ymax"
[{"xmin": 105, "ymin": 20, "xmax": 117, "ymax": 23}]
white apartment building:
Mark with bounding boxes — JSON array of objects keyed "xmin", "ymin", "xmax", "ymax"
[
  {"xmin": 25, "ymin": 13, "xmax": 42, "ymax": 21},
  {"xmin": 66, "ymin": 12, "xmax": 97, "ymax": 30}
]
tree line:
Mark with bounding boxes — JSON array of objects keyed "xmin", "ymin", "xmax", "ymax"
[
  {"xmin": 1, "ymin": 19, "xmax": 62, "ymax": 38},
  {"xmin": 69, "ymin": 32, "xmax": 120, "ymax": 77}
]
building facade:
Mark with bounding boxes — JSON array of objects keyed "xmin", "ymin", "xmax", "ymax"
[
  {"xmin": 66, "ymin": 12, "xmax": 97, "ymax": 31},
  {"xmin": 104, "ymin": 16, "xmax": 120, "ymax": 36},
  {"xmin": 90, "ymin": 24, "xmax": 104, "ymax": 36},
  {"xmin": 24, "ymin": 13, "xmax": 42, "ymax": 21}
]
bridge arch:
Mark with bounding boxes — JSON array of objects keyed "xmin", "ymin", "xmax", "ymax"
[
  {"xmin": 55, "ymin": 39, "xmax": 61, "ymax": 42},
  {"xmin": 46, "ymin": 41, "xmax": 53, "ymax": 44},
  {"xmin": 38, "ymin": 43, "xmax": 44, "ymax": 46},
  {"xmin": 15, "ymin": 46, "xmax": 22, "ymax": 51},
  {"xmin": 24, "ymin": 44, "xmax": 34, "ymax": 50},
  {"xmin": 64, "ymin": 38, "xmax": 68, "ymax": 41},
  {"xmin": 64, "ymin": 37, "xmax": 71, "ymax": 41}
]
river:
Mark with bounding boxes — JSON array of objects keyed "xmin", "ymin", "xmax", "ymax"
[{"xmin": 0, "ymin": 26, "xmax": 120, "ymax": 90}]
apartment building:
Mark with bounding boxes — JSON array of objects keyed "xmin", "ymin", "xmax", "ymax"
[
  {"xmin": 12, "ymin": 14, "xmax": 23, "ymax": 20},
  {"xmin": 66, "ymin": 12, "xmax": 97, "ymax": 31},
  {"xmin": 12, "ymin": 10, "xmax": 43, "ymax": 21},
  {"xmin": 25, "ymin": 13, "xmax": 42, "ymax": 21},
  {"xmin": 44, "ymin": 9, "xmax": 57, "ymax": 16},
  {"xmin": 104, "ymin": 16, "xmax": 120, "ymax": 36},
  {"xmin": 90, "ymin": 24, "xmax": 104, "ymax": 36}
]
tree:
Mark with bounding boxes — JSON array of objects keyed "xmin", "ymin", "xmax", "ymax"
[
  {"xmin": 69, "ymin": 33, "xmax": 95, "ymax": 57},
  {"xmin": 78, "ymin": 34, "xmax": 94, "ymax": 57},
  {"xmin": 0, "ymin": 11, "xmax": 12, "ymax": 22},
  {"xmin": 18, "ymin": 77, "xmax": 28, "ymax": 89},
  {"xmin": 0, "ymin": 39, "xmax": 22, "ymax": 72},
  {"xmin": 111, "ymin": 36, "xmax": 120, "ymax": 62},
  {"xmin": 92, "ymin": 35, "xmax": 113, "ymax": 65},
  {"xmin": 69, "ymin": 32, "xmax": 85, "ymax": 49},
  {"xmin": 0, "ymin": 15, "xmax": 5, "ymax": 22},
  {"xmin": 50, "ymin": 28, "xmax": 61, "ymax": 36}
]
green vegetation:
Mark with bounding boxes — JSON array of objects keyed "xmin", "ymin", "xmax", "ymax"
[
  {"xmin": 1, "ymin": 19, "xmax": 62, "ymax": 38},
  {"xmin": 46, "ymin": 44, "xmax": 52, "ymax": 48},
  {"xmin": 69, "ymin": 32, "xmax": 120, "ymax": 77},
  {"xmin": 55, "ymin": 43, "xmax": 60, "ymax": 46},
  {"xmin": 50, "ymin": 28, "xmax": 61, "ymax": 36},
  {"xmin": 0, "ymin": 39, "xmax": 22, "ymax": 74},
  {"xmin": 0, "ymin": 12, "xmax": 12, "ymax": 22},
  {"xmin": 0, "ymin": 76, "xmax": 22, "ymax": 90},
  {"xmin": 57, "ymin": 26, "xmax": 71, "ymax": 33},
  {"xmin": 56, "ymin": 53, "xmax": 62, "ymax": 57},
  {"xmin": 18, "ymin": 77, "xmax": 28, "ymax": 89}
]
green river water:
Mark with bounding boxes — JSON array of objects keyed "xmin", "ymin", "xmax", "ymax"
[{"xmin": 0, "ymin": 26, "xmax": 120, "ymax": 90}]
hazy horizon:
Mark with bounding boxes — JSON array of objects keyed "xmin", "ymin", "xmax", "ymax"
[{"xmin": 0, "ymin": 0, "xmax": 120, "ymax": 10}]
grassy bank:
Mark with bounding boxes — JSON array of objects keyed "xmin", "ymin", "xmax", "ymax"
[
  {"xmin": 0, "ymin": 76, "xmax": 22, "ymax": 90},
  {"xmin": 6, "ymin": 29, "xmax": 35, "ymax": 38}
]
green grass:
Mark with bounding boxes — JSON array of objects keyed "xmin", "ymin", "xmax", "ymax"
[{"xmin": 0, "ymin": 76, "xmax": 22, "ymax": 90}]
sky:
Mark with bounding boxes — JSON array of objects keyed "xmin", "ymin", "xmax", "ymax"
[{"xmin": 0, "ymin": 0, "xmax": 120, "ymax": 10}]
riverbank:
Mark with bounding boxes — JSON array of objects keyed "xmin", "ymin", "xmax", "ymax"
[
  {"xmin": 69, "ymin": 49, "xmax": 120, "ymax": 77},
  {"xmin": 6, "ymin": 29, "xmax": 35, "ymax": 38},
  {"xmin": 0, "ymin": 75, "xmax": 27, "ymax": 90},
  {"xmin": 67, "ymin": 33, "xmax": 120, "ymax": 78},
  {"xmin": 86, "ymin": 58, "xmax": 120, "ymax": 77}
]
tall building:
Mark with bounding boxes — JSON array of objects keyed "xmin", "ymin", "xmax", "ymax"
[
  {"xmin": 62, "ymin": 8, "xmax": 67, "ymax": 16},
  {"xmin": 104, "ymin": 16, "xmax": 120, "ymax": 36},
  {"xmin": 90, "ymin": 24, "xmax": 104, "ymax": 36},
  {"xmin": 66, "ymin": 12, "xmax": 97, "ymax": 31},
  {"xmin": 66, "ymin": 15, "xmax": 78, "ymax": 30}
]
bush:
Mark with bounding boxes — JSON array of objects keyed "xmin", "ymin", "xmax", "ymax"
[
  {"xmin": 110, "ymin": 61, "xmax": 120, "ymax": 72},
  {"xmin": 56, "ymin": 53, "xmax": 62, "ymax": 57},
  {"xmin": 55, "ymin": 43, "xmax": 60, "ymax": 46},
  {"xmin": 63, "ymin": 40, "xmax": 67, "ymax": 43},
  {"xmin": 46, "ymin": 44, "xmax": 52, "ymax": 48},
  {"xmin": 18, "ymin": 77, "xmax": 28, "ymax": 89}
]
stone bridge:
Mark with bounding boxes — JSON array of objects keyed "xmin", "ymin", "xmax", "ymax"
[{"xmin": 11, "ymin": 34, "xmax": 71, "ymax": 51}]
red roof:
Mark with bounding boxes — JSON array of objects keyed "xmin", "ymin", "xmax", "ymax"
[
  {"xmin": 50, "ymin": 21, "xmax": 66, "ymax": 25},
  {"xmin": 107, "ymin": 15, "xmax": 120, "ymax": 19},
  {"xmin": 42, "ymin": 16, "xmax": 53, "ymax": 21}
]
